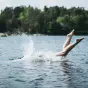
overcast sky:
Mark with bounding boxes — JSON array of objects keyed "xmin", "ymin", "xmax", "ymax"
[{"xmin": 0, "ymin": 0, "xmax": 88, "ymax": 10}]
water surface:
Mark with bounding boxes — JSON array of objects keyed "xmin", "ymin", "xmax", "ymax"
[{"xmin": 0, "ymin": 35, "xmax": 88, "ymax": 88}]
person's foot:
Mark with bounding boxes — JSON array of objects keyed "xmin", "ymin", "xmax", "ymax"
[
  {"xmin": 67, "ymin": 29, "xmax": 75, "ymax": 38},
  {"xmin": 76, "ymin": 37, "xmax": 84, "ymax": 43}
]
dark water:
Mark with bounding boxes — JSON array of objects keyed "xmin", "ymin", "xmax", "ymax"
[{"xmin": 0, "ymin": 35, "xmax": 88, "ymax": 88}]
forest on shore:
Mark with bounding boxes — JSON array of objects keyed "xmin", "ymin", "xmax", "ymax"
[{"xmin": 0, "ymin": 5, "xmax": 88, "ymax": 35}]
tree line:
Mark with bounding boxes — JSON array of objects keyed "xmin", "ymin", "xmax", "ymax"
[{"xmin": 0, "ymin": 5, "xmax": 88, "ymax": 35}]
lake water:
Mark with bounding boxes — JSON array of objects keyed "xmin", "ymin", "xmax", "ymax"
[{"xmin": 0, "ymin": 35, "xmax": 88, "ymax": 88}]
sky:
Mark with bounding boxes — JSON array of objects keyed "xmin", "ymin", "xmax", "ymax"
[{"xmin": 0, "ymin": 0, "xmax": 88, "ymax": 11}]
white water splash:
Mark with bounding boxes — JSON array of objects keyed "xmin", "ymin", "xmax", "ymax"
[
  {"xmin": 30, "ymin": 51, "xmax": 62, "ymax": 62},
  {"xmin": 12, "ymin": 36, "xmax": 62, "ymax": 62},
  {"xmin": 23, "ymin": 37, "xmax": 34, "ymax": 59},
  {"xmin": 10, "ymin": 36, "xmax": 35, "ymax": 62},
  {"xmin": 21, "ymin": 36, "xmax": 62, "ymax": 62}
]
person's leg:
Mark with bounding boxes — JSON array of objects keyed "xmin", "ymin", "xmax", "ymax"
[
  {"xmin": 56, "ymin": 37, "xmax": 84, "ymax": 56},
  {"xmin": 62, "ymin": 37, "xmax": 84, "ymax": 56},
  {"xmin": 63, "ymin": 29, "xmax": 74, "ymax": 49}
]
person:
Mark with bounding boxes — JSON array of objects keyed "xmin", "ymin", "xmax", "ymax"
[{"xmin": 56, "ymin": 29, "xmax": 84, "ymax": 56}]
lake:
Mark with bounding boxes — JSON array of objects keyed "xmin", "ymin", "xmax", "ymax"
[{"xmin": 0, "ymin": 35, "xmax": 88, "ymax": 88}]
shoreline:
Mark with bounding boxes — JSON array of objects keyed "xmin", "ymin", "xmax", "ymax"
[{"xmin": 0, "ymin": 32, "xmax": 88, "ymax": 37}]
